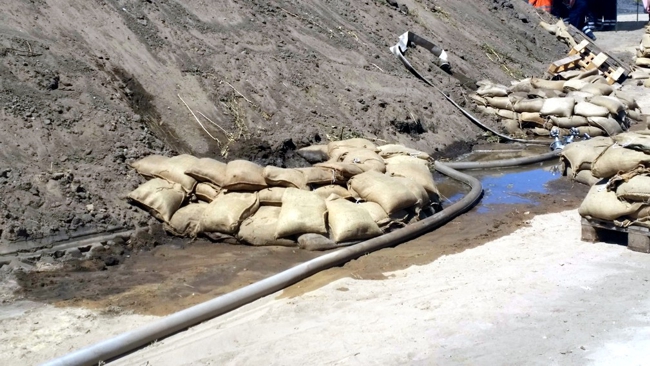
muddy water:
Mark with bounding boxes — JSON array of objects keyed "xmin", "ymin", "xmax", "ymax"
[{"xmin": 13, "ymin": 147, "xmax": 590, "ymax": 315}]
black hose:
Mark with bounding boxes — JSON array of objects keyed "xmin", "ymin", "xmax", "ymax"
[{"xmin": 442, "ymin": 150, "xmax": 560, "ymax": 170}]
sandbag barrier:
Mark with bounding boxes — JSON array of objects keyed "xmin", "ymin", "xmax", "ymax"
[
  {"xmin": 470, "ymin": 74, "xmax": 642, "ymax": 140},
  {"xmin": 576, "ymin": 132, "xmax": 650, "ymax": 228},
  {"xmin": 127, "ymin": 139, "xmax": 442, "ymax": 250},
  {"xmin": 634, "ymin": 25, "xmax": 650, "ymax": 87}
]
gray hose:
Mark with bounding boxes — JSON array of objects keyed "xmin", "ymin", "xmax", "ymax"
[
  {"xmin": 43, "ymin": 163, "xmax": 482, "ymax": 366},
  {"xmin": 395, "ymin": 52, "xmax": 551, "ymax": 146},
  {"xmin": 442, "ymin": 150, "xmax": 560, "ymax": 170}
]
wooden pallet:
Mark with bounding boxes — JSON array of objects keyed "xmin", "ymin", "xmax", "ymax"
[
  {"xmin": 548, "ymin": 40, "xmax": 627, "ymax": 85},
  {"xmin": 581, "ymin": 217, "xmax": 650, "ymax": 253}
]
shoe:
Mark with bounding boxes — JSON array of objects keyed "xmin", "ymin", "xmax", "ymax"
[{"xmin": 584, "ymin": 29, "xmax": 597, "ymax": 41}]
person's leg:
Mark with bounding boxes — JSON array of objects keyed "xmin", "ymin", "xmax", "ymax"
[{"xmin": 568, "ymin": 0, "xmax": 588, "ymax": 30}]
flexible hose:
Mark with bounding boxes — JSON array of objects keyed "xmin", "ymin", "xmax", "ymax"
[
  {"xmin": 395, "ymin": 52, "xmax": 551, "ymax": 146},
  {"xmin": 42, "ymin": 162, "xmax": 482, "ymax": 366},
  {"xmin": 442, "ymin": 150, "xmax": 560, "ymax": 170}
]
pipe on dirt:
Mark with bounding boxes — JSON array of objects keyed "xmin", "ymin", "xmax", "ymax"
[{"xmin": 43, "ymin": 162, "xmax": 483, "ymax": 366}]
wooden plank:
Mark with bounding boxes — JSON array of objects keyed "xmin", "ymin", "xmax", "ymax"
[
  {"xmin": 573, "ymin": 39, "xmax": 590, "ymax": 53},
  {"xmin": 592, "ymin": 53, "xmax": 609, "ymax": 68},
  {"xmin": 551, "ymin": 54, "xmax": 582, "ymax": 67}
]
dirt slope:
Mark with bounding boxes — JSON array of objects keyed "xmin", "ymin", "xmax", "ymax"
[{"xmin": 0, "ymin": 0, "xmax": 565, "ymax": 243}]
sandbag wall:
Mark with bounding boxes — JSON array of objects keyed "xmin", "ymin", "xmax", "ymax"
[
  {"xmin": 471, "ymin": 73, "xmax": 642, "ymax": 138},
  {"xmin": 577, "ymin": 132, "xmax": 650, "ymax": 228},
  {"xmin": 634, "ymin": 25, "xmax": 650, "ymax": 88},
  {"xmin": 126, "ymin": 138, "xmax": 440, "ymax": 249}
]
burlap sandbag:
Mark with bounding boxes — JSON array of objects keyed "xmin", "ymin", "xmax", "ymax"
[
  {"xmin": 348, "ymin": 170, "xmax": 418, "ymax": 214},
  {"xmin": 519, "ymin": 112, "xmax": 545, "ymax": 126},
  {"xmin": 390, "ymin": 175, "xmax": 430, "ymax": 209},
  {"xmin": 642, "ymin": 34, "xmax": 650, "ymax": 55},
  {"xmin": 296, "ymin": 145, "xmax": 329, "ymax": 164},
  {"xmin": 258, "ymin": 187, "xmax": 286, "ymax": 206},
  {"xmin": 313, "ymin": 185, "xmax": 351, "ymax": 200},
  {"xmin": 222, "ymin": 160, "xmax": 267, "ymax": 191},
  {"xmin": 385, "ymin": 161, "xmax": 439, "ymax": 199},
  {"xmin": 645, "ymin": 79, "xmax": 650, "ymax": 88},
  {"xmin": 314, "ymin": 160, "xmax": 365, "ymax": 178},
  {"xmin": 165, "ymin": 202, "xmax": 207, "ymax": 237},
  {"xmin": 579, "ymin": 182, "xmax": 643, "ymax": 220},
  {"xmin": 566, "ymin": 91, "xmax": 594, "ymax": 103},
  {"xmin": 328, "ymin": 138, "xmax": 378, "ymax": 161},
  {"xmin": 130, "ymin": 155, "xmax": 169, "ymax": 179},
  {"xmin": 497, "ymin": 109, "xmax": 518, "ymax": 120},
  {"xmin": 195, "ymin": 183, "xmax": 220, "ymax": 202},
  {"xmin": 383, "ymin": 155, "xmax": 429, "ymax": 167},
  {"xmin": 540, "ymin": 97, "xmax": 575, "ymax": 117},
  {"xmin": 612, "ymin": 133, "xmax": 650, "ymax": 153},
  {"xmin": 297, "ymin": 167, "xmax": 341, "ymax": 185},
  {"xmin": 587, "ymin": 117, "xmax": 623, "ymax": 136},
  {"xmin": 485, "ymin": 96, "xmax": 515, "ymax": 110},
  {"xmin": 476, "ymin": 105, "xmax": 497, "ymax": 115},
  {"xmin": 470, "ymin": 94, "xmax": 488, "ymax": 106},
  {"xmin": 629, "ymin": 69, "xmax": 650, "ymax": 80},
  {"xmin": 237, "ymin": 206, "xmax": 297, "ymax": 247},
  {"xmin": 128, "ymin": 178, "xmax": 186, "ymax": 222},
  {"xmin": 627, "ymin": 108, "xmax": 643, "ymax": 122},
  {"xmin": 509, "ymin": 79, "xmax": 533, "ymax": 93},
  {"xmin": 531, "ymin": 78, "xmax": 565, "ymax": 91},
  {"xmin": 325, "ymin": 198, "xmax": 382, "ymax": 243},
  {"xmin": 342, "ymin": 148, "xmax": 386, "ymax": 173},
  {"xmin": 297, "ymin": 233, "xmax": 338, "ymax": 251},
  {"xmin": 592, "ymin": 145, "xmax": 650, "ymax": 178},
  {"xmin": 588, "ymin": 96, "xmax": 625, "ymax": 115},
  {"xmin": 636, "ymin": 57, "xmax": 650, "ymax": 67},
  {"xmin": 476, "ymin": 84, "xmax": 508, "ymax": 97},
  {"xmin": 574, "ymin": 101, "xmax": 609, "ymax": 118},
  {"xmin": 576, "ymin": 126, "xmax": 606, "ymax": 137},
  {"xmin": 513, "ymin": 99, "xmax": 544, "ymax": 113},
  {"xmin": 559, "ymin": 70, "xmax": 582, "ymax": 79},
  {"xmin": 563, "ymin": 78, "xmax": 588, "ymax": 92},
  {"xmin": 580, "ymin": 83, "xmax": 613, "ymax": 96},
  {"xmin": 532, "ymin": 127, "xmax": 551, "ymax": 136},
  {"xmin": 154, "ymin": 154, "xmax": 199, "ymax": 192},
  {"xmin": 549, "ymin": 115, "xmax": 589, "ymax": 128},
  {"xmin": 184, "ymin": 158, "xmax": 227, "ymax": 187},
  {"xmin": 263, "ymin": 166, "xmax": 308, "ymax": 190},
  {"xmin": 275, "ymin": 188, "xmax": 327, "ymax": 238},
  {"xmin": 560, "ymin": 136, "xmax": 613, "ymax": 173},
  {"xmin": 200, "ymin": 192, "xmax": 259, "ymax": 234},
  {"xmin": 502, "ymin": 119, "xmax": 523, "ymax": 135},
  {"xmin": 377, "ymin": 144, "xmax": 430, "ymax": 160},
  {"xmin": 613, "ymin": 91, "xmax": 639, "ymax": 110},
  {"xmin": 615, "ymin": 175, "xmax": 650, "ymax": 202},
  {"xmin": 574, "ymin": 169, "xmax": 600, "ymax": 186}
]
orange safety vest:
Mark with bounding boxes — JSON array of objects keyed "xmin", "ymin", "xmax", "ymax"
[{"xmin": 529, "ymin": 0, "xmax": 552, "ymax": 12}]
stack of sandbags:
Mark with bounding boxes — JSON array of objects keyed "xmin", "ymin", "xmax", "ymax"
[
  {"xmin": 578, "ymin": 133, "xmax": 650, "ymax": 225},
  {"xmin": 471, "ymin": 74, "xmax": 642, "ymax": 138},
  {"xmin": 559, "ymin": 136, "xmax": 613, "ymax": 186},
  {"xmin": 635, "ymin": 28, "xmax": 650, "ymax": 88},
  {"xmin": 127, "ymin": 139, "xmax": 441, "ymax": 250}
]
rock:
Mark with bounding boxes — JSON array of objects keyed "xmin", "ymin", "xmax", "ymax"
[
  {"xmin": 7, "ymin": 259, "xmax": 35, "ymax": 271},
  {"xmin": 518, "ymin": 13, "xmax": 529, "ymax": 23},
  {"xmin": 65, "ymin": 247, "xmax": 82, "ymax": 258}
]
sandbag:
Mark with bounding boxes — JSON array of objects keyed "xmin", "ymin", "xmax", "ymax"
[
  {"xmin": 222, "ymin": 160, "xmax": 267, "ymax": 191},
  {"xmin": 560, "ymin": 136, "xmax": 613, "ymax": 173},
  {"xmin": 513, "ymin": 99, "xmax": 544, "ymax": 113},
  {"xmin": 165, "ymin": 202, "xmax": 207, "ymax": 237},
  {"xmin": 616, "ymin": 175, "xmax": 650, "ymax": 202},
  {"xmin": 328, "ymin": 138, "xmax": 377, "ymax": 161},
  {"xmin": 342, "ymin": 148, "xmax": 386, "ymax": 173},
  {"xmin": 577, "ymin": 126, "xmax": 606, "ymax": 137},
  {"xmin": 297, "ymin": 233, "xmax": 337, "ymax": 251},
  {"xmin": 184, "ymin": 158, "xmax": 227, "ymax": 187},
  {"xmin": 296, "ymin": 145, "xmax": 329, "ymax": 164},
  {"xmin": 263, "ymin": 166, "xmax": 308, "ymax": 189},
  {"xmin": 574, "ymin": 101, "xmax": 609, "ymax": 117},
  {"xmin": 258, "ymin": 187, "xmax": 287, "ymax": 205},
  {"xmin": 579, "ymin": 182, "xmax": 643, "ymax": 220},
  {"xmin": 383, "ymin": 155, "xmax": 429, "ymax": 167},
  {"xmin": 549, "ymin": 115, "xmax": 589, "ymax": 128},
  {"xmin": 377, "ymin": 144, "xmax": 430, "ymax": 160},
  {"xmin": 325, "ymin": 198, "xmax": 382, "ymax": 243},
  {"xmin": 636, "ymin": 57, "xmax": 650, "ymax": 67},
  {"xmin": 629, "ymin": 69, "xmax": 650, "ymax": 80},
  {"xmin": 574, "ymin": 169, "xmax": 600, "ymax": 186},
  {"xmin": 613, "ymin": 91, "xmax": 639, "ymax": 110},
  {"xmin": 645, "ymin": 79, "xmax": 650, "ymax": 88},
  {"xmin": 580, "ymin": 83, "xmax": 613, "ymax": 96},
  {"xmin": 485, "ymin": 96, "xmax": 515, "ymax": 110},
  {"xmin": 314, "ymin": 160, "xmax": 365, "ymax": 178},
  {"xmin": 559, "ymin": 70, "xmax": 582, "ymax": 80},
  {"xmin": 566, "ymin": 91, "xmax": 594, "ymax": 103},
  {"xmin": 587, "ymin": 117, "xmax": 623, "ymax": 136},
  {"xmin": 313, "ymin": 185, "xmax": 352, "ymax": 200},
  {"xmin": 642, "ymin": 34, "xmax": 650, "ymax": 54},
  {"xmin": 195, "ymin": 183, "xmax": 220, "ymax": 202},
  {"xmin": 476, "ymin": 84, "xmax": 508, "ymax": 97},
  {"xmin": 563, "ymin": 78, "xmax": 588, "ymax": 91},
  {"xmin": 627, "ymin": 108, "xmax": 643, "ymax": 122},
  {"xmin": 592, "ymin": 145, "xmax": 650, "ymax": 178},
  {"xmin": 200, "ymin": 192, "xmax": 259, "ymax": 234},
  {"xmin": 540, "ymin": 97, "xmax": 575, "ymax": 117},
  {"xmin": 385, "ymin": 161, "xmax": 439, "ymax": 199},
  {"xmin": 496, "ymin": 109, "xmax": 518, "ymax": 120},
  {"xmin": 154, "ymin": 154, "xmax": 199, "ymax": 192},
  {"xmin": 237, "ymin": 206, "xmax": 297, "ymax": 247},
  {"xmin": 297, "ymin": 167, "xmax": 342, "ymax": 185},
  {"xmin": 470, "ymin": 94, "xmax": 488, "ymax": 106},
  {"xmin": 502, "ymin": 119, "xmax": 523, "ymax": 135},
  {"xmin": 509, "ymin": 79, "xmax": 533, "ymax": 93},
  {"xmin": 275, "ymin": 188, "xmax": 327, "ymax": 238},
  {"xmin": 520, "ymin": 112, "xmax": 545, "ymax": 126},
  {"xmin": 130, "ymin": 155, "xmax": 169, "ymax": 179},
  {"xmin": 531, "ymin": 78, "xmax": 565, "ymax": 91},
  {"xmin": 476, "ymin": 105, "xmax": 497, "ymax": 115},
  {"xmin": 532, "ymin": 127, "xmax": 551, "ymax": 136},
  {"xmin": 588, "ymin": 96, "xmax": 625, "ymax": 115},
  {"xmin": 612, "ymin": 133, "xmax": 650, "ymax": 153},
  {"xmin": 348, "ymin": 170, "xmax": 418, "ymax": 214},
  {"xmin": 390, "ymin": 175, "xmax": 430, "ymax": 209},
  {"xmin": 128, "ymin": 178, "xmax": 186, "ymax": 222}
]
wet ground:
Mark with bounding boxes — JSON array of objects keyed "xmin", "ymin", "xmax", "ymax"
[{"xmin": 12, "ymin": 145, "xmax": 590, "ymax": 316}]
